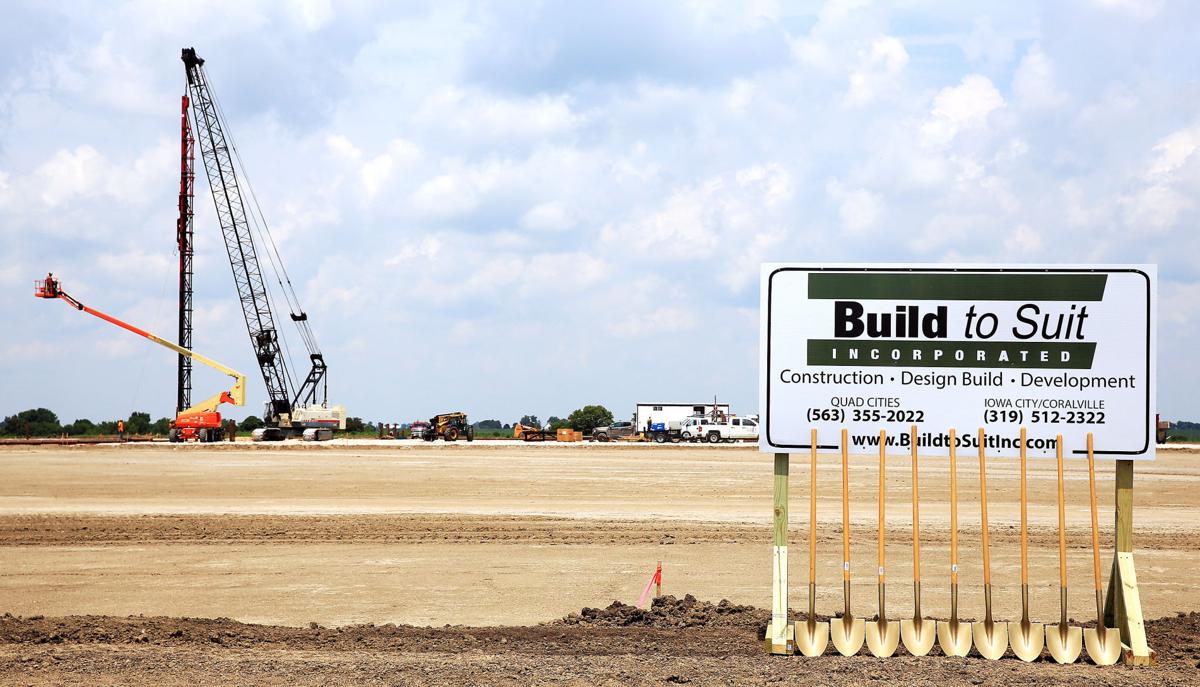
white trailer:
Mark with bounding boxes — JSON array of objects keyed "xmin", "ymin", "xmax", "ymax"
[{"xmin": 634, "ymin": 403, "xmax": 730, "ymax": 432}]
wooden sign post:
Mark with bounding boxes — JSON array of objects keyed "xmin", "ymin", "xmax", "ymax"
[
  {"xmin": 765, "ymin": 452, "xmax": 795, "ymax": 654},
  {"xmin": 1103, "ymin": 459, "xmax": 1156, "ymax": 665}
]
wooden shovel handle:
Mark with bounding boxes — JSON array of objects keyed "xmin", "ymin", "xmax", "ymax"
[
  {"xmin": 978, "ymin": 428, "xmax": 991, "ymax": 586},
  {"xmin": 841, "ymin": 428, "xmax": 851, "ymax": 581},
  {"xmin": 1020, "ymin": 427, "xmax": 1028, "ymax": 586},
  {"xmin": 810, "ymin": 429, "xmax": 818, "ymax": 583},
  {"xmin": 948, "ymin": 429, "xmax": 958, "ymax": 583},
  {"xmin": 910, "ymin": 425, "xmax": 920, "ymax": 580},
  {"xmin": 878, "ymin": 430, "xmax": 886, "ymax": 581},
  {"xmin": 1087, "ymin": 433, "xmax": 1103, "ymax": 593},
  {"xmin": 1056, "ymin": 435, "xmax": 1067, "ymax": 588}
]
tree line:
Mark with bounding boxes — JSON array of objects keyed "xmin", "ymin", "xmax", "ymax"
[
  {"xmin": 2, "ymin": 404, "xmax": 619, "ymax": 438},
  {"xmin": 0, "ymin": 408, "xmax": 271, "ymax": 438}
]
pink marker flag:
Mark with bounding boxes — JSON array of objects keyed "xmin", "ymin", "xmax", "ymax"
[{"xmin": 637, "ymin": 564, "xmax": 662, "ymax": 609}]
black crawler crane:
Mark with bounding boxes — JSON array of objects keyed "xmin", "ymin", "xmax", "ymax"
[{"xmin": 182, "ymin": 47, "xmax": 345, "ymax": 440}]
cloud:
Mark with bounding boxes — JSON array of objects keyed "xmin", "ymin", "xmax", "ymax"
[
  {"xmin": 921, "ymin": 74, "xmax": 1006, "ymax": 146},
  {"xmin": 844, "ymin": 36, "xmax": 909, "ymax": 107},
  {"xmin": 2, "ymin": 1, "xmax": 1198, "ymax": 423},
  {"xmin": 826, "ymin": 180, "xmax": 883, "ymax": 234},
  {"xmin": 1121, "ymin": 123, "xmax": 1199, "ymax": 231},
  {"xmin": 1013, "ymin": 44, "xmax": 1066, "ymax": 109},
  {"xmin": 520, "ymin": 201, "xmax": 576, "ymax": 232},
  {"xmin": 1088, "ymin": 0, "xmax": 1163, "ymax": 21}
]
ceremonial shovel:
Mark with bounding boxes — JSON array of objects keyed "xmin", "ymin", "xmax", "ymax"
[
  {"xmin": 936, "ymin": 429, "xmax": 972, "ymax": 657},
  {"xmin": 1046, "ymin": 435, "xmax": 1083, "ymax": 664},
  {"xmin": 866, "ymin": 431, "xmax": 899, "ymax": 657},
  {"xmin": 795, "ymin": 430, "xmax": 830, "ymax": 657},
  {"xmin": 1083, "ymin": 433, "xmax": 1121, "ymax": 666},
  {"xmin": 830, "ymin": 429, "xmax": 865, "ymax": 656},
  {"xmin": 900, "ymin": 426, "xmax": 936, "ymax": 656},
  {"xmin": 972, "ymin": 429, "xmax": 1009, "ymax": 659},
  {"xmin": 1008, "ymin": 428, "xmax": 1045, "ymax": 662}
]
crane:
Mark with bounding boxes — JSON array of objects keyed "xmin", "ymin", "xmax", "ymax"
[
  {"xmin": 34, "ymin": 274, "xmax": 245, "ymax": 442},
  {"xmin": 181, "ymin": 47, "xmax": 345, "ymax": 441}
]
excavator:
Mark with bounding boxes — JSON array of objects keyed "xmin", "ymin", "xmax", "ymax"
[{"xmin": 35, "ymin": 274, "xmax": 245, "ymax": 442}]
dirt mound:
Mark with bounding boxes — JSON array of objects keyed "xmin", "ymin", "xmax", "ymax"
[
  {"xmin": 3, "ymin": 604, "xmax": 1199, "ymax": 686},
  {"xmin": 560, "ymin": 594, "xmax": 767, "ymax": 629}
]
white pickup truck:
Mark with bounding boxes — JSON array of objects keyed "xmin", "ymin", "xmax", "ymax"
[{"xmin": 681, "ymin": 416, "xmax": 759, "ymax": 443}]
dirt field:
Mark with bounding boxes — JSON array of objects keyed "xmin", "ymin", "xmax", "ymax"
[{"xmin": 1, "ymin": 442, "xmax": 1197, "ymax": 684}]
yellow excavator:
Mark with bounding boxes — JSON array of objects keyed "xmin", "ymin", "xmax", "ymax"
[{"xmin": 36, "ymin": 274, "xmax": 246, "ymax": 442}]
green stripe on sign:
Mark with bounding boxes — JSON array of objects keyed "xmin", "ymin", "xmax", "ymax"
[
  {"xmin": 807, "ymin": 339, "xmax": 1097, "ymax": 369},
  {"xmin": 808, "ymin": 272, "xmax": 1107, "ymax": 301}
]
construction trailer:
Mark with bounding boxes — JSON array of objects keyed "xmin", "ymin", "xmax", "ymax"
[{"xmin": 634, "ymin": 403, "xmax": 730, "ymax": 433}]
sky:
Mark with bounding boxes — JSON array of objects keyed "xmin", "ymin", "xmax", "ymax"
[{"xmin": 1, "ymin": 0, "xmax": 1198, "ymax": 426}]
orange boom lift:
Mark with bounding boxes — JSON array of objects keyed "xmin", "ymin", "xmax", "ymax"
[{"xmin": 35, "ymin": 274, "xmax": 245, "ymax": 442}]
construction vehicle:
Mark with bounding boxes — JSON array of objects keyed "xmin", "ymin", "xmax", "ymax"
[
  {"xmin": 423, "ymin": 413, "xmax": 475, "ymax": 442},
  {"xmin": 181, "ymin": 47, "xmax": 345, "ymax": 441},
  {"xmin": 34, "ymin": 275, "xmax": 245, "ymax": 442},
  {"xmin": 514, "ymin": 423, "xmax": 555, "ymax": 442}
]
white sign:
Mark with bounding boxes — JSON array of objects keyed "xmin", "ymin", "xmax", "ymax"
[{"xmin": 760, "ymin": 265, "xmax": 1156, "ymax": 459}]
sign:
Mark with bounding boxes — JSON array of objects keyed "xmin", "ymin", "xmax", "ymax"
[{"xmin": 760, "ymin": 265, "xmax": 1156, "ymax": 458}]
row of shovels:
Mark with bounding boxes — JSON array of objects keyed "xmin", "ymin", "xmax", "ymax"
[{"xmin": 791, "ymin": 427, "xmax": 1120, "ymax": 664}]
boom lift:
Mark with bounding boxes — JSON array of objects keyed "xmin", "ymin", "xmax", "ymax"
[
  {"xmin": 181, "ymin": 47, "xmax": 345, "ymax": 441},
  {"xmin": 35, "ymin": 275, "xmax": 245, "ymax": 442}
]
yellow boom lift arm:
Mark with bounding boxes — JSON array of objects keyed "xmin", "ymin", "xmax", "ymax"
[{"xmin": 35, "ymin": 275, "xmax": 245, "ymax": 424}]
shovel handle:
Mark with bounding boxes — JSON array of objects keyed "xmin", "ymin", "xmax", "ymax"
[
  {"xmin": 1020, "ymin": 427, "xmax": 1028, "ymax": 586},
  {"xmin": 910, "ymin": 425, "xmax": 920, "ymax": 581},
  {"xmin": 878, "ymin": 430, "xmax": 886, "ymax": 581},
  {"xmin": 841, "ymin": 429, "xmax": 851, "ymax": 581},
  {"xmin": 948, "ymin": 429, "xmax": 958, "ymax": 582},
  {"xmin": 1056, "ymin": 435, "xmax": 1067, "ymax": 589},
  {"xmin": 1087, "ymin": 433, "xmax": 1102, "ymax": 593},
  {"xmin": 810, "ymin": 429, "xmax": 818, "ymax": 583},
  {"xmin": 978, "ymin": 428, "xmax": 991, "ymax": 587}
]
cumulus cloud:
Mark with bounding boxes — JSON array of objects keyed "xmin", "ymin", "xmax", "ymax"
[
  {"xmin": 921, "ymin": 74, "xmax": 1006, "ymax": 146},
  {"xmin": 1013, "ymin": 44, "xmax": 1066, "ymax": 110}
]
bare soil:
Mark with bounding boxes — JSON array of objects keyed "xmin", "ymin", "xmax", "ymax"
[
  {"xmin": 1, "ymin": 443, "xmax": 1198, "ymax": 684},
  {"xmin": 1, "ymin": 601, "xmax": 1197, "ymax": 686}
]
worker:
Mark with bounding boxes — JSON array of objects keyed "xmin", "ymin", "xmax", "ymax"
[
  {"xmin": 117, "ymin": 419, "xmax": 125, "ymax": 440},
  {"xmin": 44, "ymin": 273, "xmax": 57, "ymax": 296}
]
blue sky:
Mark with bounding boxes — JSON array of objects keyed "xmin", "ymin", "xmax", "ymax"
[{"xmin": 1, "ymin": 0, "xmax": 1198, "ymax": 425}]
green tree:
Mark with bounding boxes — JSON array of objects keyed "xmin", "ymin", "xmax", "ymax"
[
  {"xmin": 345, "ymin": 416, "xmax": 366, "ymax": 433},
  {"xmin": 547, "ymin": 416, "xmax": 568, "ymax": 430},
  {"xmin": 149, "ymin": 417, "xmax": 171, "ymax": 435},
  {"xmin": 125, "ymin": 411, "xmax": 151, "ymax": 435},
  {"xmin": 566, "ymin": 405, "xmax": 613, "ymax": 433},
  {"xmin": 519, "ymin": 414, "xmax": 540, "ymax": 428},
  {"xmin": 65, "ymin": 418, "xmax": 96, "ymax": 435},
  {"xmin": 1, "ymin": 408, "xmax": 61, "ymax": 437},
  {"xmin": 239, "ymin": 415, "xmax": 265, "ymax": 432},
  {"xmin": 473, "ymin": 419, "xmax": 502, "ymax": 430}
]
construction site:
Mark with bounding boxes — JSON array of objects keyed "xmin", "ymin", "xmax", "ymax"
[{"xmin": 4, "ymin": 5, "xmax": 1200, "ymax": 686}]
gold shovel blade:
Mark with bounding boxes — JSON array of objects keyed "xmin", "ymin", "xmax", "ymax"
[
  {"xmin": 1084, "ymin": 626, "xmax": 1121, "ymax": 666},
  {"xmin": 865, "ymin": 619, "xmax": 900, "ymax": 657},
  {"xmin": 900, "ymin": 618, "xmax": 936, "ymax": 656},
  {"xmin": 1046, "ymin": 624, "xmax": 1083, "ymax": 664},
  {"xmin": 830, "ymin": 616, "xmax": 865, "ymax": 656},
  {"xmin": 795, "ymin": 620, "xmax": 830, "ymax": 657},
  {"xmin": 972, "ymin": 621, "xmax": 1009, "ymax": 660},
  {"xmin": 1007, "ymin": 619, "xmax": 1044, "ymax": 662},
  {"xmin": 936, "ymin": 620, "xmax": 972, "ymax": 657}
]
